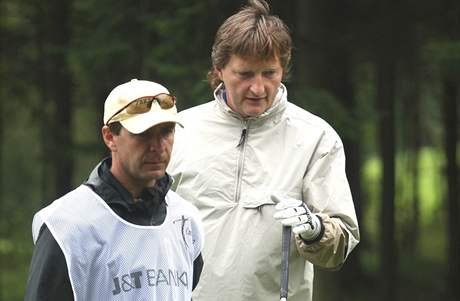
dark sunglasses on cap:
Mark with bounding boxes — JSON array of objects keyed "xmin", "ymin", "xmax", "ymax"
[{"xmin": 106, "ymin": 93, "xmax": 176, "ymax": 125}]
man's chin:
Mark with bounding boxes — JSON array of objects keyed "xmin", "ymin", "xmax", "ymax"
[
  {"xmin": 243, "ymin": 108, "xmax": 266, "ymax": 117},
  {"xmin": 242, "ymin": 102, "xmax": 269, "ymax": 117},
  {"xmin": 141, "ymin": 169, "xmax": 166, "ymax": 181}
]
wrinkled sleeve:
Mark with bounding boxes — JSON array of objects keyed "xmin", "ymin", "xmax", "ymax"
[{"xmin": 297, "ymin": 133, "xmax": 360, "ymax": 269}]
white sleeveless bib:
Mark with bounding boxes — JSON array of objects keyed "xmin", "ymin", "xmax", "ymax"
[{"xmin": 32, "ymin": 185, "xmax": 203, "ymax": 301}]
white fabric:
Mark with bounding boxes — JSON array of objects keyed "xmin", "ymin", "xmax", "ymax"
[
  {"xmin": 32, "ymin": 185, "xmax": 203, "ymax": 301},
  {"xmin": 167, "ymin": 84, "xmax": 359, "ymax": 301}
]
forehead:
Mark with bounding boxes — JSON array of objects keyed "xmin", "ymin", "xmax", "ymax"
[{"xmin": 226, "ymin": 54, "xmax": 281, "ymax": 70}]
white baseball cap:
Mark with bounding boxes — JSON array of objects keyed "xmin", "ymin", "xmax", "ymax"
[{"xmin": 103, "ymin": 79, "xmax": 183, "ymax": 134}]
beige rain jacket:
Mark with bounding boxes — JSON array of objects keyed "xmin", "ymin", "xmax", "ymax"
[{"xmin": 168, "ymin": 84, "xmax": 360, "ymax": 301}]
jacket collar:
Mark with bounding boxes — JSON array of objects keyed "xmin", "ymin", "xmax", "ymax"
[{"xmin": 213, "ymin": 83, "xmax": 288, "ymax": 125}]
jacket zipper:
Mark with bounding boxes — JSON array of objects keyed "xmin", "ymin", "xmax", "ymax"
[
  {"xmin": 235, "ymin": 122, "xmax": 249, "ymax": 203},
  {"xmin": 237, "ymin": 128, "xmax": 247, "ymax": 147}
]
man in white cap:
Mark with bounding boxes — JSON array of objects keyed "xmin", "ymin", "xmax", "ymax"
[{"xmin": 25, "ymin": 79, "xmax": 204, "ymax": 301}]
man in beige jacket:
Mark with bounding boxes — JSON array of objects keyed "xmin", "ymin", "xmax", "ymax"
[{"xmin": 167, "ymin": 0, "xmax": 360, "ymax": 300}]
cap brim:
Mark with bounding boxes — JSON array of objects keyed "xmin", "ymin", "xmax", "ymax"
[{"xmin": 120, "ymin": 111, "xmax": 183, "ymax": 134}]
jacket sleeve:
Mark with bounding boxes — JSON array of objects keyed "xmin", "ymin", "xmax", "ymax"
[
  {"xmin": 298, "ymin": 132, "xmax": 360, "ymax": 269},
  {"xmin": 24, "ymin": 225, "xmax": 74, "ymax": 301}
]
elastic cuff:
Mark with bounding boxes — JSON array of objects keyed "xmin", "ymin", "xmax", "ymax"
[{"xmin": 299, "ymin": 215, "xmax": 325, "ymax": 245}]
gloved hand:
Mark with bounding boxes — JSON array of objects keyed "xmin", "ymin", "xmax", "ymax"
[{"xmin": 272, "ymin": 194, "xmax": 324, "ymax": 242}]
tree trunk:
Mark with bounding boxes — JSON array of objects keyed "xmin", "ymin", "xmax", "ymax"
[
  {"xmin": 32, "ymin": 1, "xmax": 54, "ymax": 204},
  {"xmin": 402, "ymin": 53, "xmax": 422, "ymax": 255},
  {"xmin": 50, "ymin": 0, "xmax": 73, "ymax": 198},
  {"xmin": 440, "ymin": 1, "xmax": 460, "ymax": 299},
  {"xmin": 34, "ymin": 0, "xmax": 74, "ymax": 203},
  {"xmin": 408, "ymin": 81, "xmax": 421, "ymax": 256},
  {"xmin": 0, "ymin": 0, "xmax": 3, "ymax": 209},
  {"xmin": 442, "ymin": 79, "xmax": 459, "ymax": 301},
  {"xmin": 376, "ymin": 53, "xmax": 397, "ymax": 301},
  {"xmin": 0, "ymin": 19, "xmax": 3, "ymax": 301}
]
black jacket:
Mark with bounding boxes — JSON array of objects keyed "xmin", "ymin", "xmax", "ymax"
[{"xmin": 24, "ymin": 157, "xmax": 204, "ymax": 300}]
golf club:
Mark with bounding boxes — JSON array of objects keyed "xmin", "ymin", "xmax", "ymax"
[{"xmin": 280, "ymin": 225, "xmax": 291, "ymax": 301}]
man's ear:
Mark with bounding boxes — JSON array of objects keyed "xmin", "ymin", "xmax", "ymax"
[
  {"xmin": 216, "ymin": 66, "xmax": 223, "ymax": 80},
  {"xmin": 102, "ymin": 125, "xmax": 117, "ymax": 152}
]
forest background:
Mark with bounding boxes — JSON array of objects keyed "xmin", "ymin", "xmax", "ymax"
[{"xmin": 0, "ymin": 0, "xmax": 458, "ymax": 300}]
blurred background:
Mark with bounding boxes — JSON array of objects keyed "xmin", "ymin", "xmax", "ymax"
[{"xmin": 0, "ymin": 0, "xmax": 458, "ymax": 300}]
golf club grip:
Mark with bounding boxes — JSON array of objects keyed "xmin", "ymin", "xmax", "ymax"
[{"xmin": 280, "ymin": 225, "xmax": 291, "ymax": 300}]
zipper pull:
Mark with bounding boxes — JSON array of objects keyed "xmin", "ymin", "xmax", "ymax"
[{"xmin": 237, "ymin": 128, "xmax": 247, "ymax": 147}]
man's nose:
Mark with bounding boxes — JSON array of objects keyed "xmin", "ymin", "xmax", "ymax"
[
  {"xmin": 149, "ymin": 134, "xmax": 167, "ymax": 152},
  {"xmin": 249, "ymin": 74, "xmax": 265, "ymax": 95}
]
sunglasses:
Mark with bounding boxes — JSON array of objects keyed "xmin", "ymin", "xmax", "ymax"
[{"xmin": 106, "ymin": 93, "xmax": 176, "ymax": 125}]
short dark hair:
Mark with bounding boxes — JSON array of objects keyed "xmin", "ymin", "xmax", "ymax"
[{"xmin": 207, "ymin": 0, "xmax": 292, "ymax": 89}]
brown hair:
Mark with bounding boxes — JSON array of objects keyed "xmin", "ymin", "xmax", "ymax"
[{"xmin": 207, "ymin": 0, "xmax": 292, "ymax": 89}]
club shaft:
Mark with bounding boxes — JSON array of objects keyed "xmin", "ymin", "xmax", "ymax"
[{"xmin": 280, "ymin": 225, "xmax": 291, "ymax": 300}]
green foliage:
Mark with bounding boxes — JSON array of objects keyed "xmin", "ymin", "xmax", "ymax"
[
  {"xmin": 424, "ymin": 41, "xmax": 460, "ymax": 77},
  {"xmin": 362, "ymin": 147, "xmax": 447, "ymax": 274},
  {"xmin": 289, "ymin": 87, "xmax": 358, "ymax": 141}
]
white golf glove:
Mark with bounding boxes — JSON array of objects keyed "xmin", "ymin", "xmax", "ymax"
[{"xmin": 272, "ymin": 195, "xmax": 324, "ymax": 242}]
